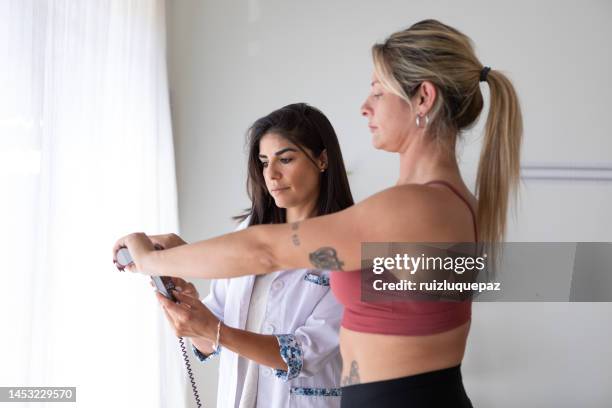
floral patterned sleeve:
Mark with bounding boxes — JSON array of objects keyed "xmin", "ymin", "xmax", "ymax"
[
  {"xmin": 192, "ymin": 343, "xmax": 220, "ymax": 363},
  {"xmin": 272, "ymin": 334, "xmax": 303, "ymax": 381}
]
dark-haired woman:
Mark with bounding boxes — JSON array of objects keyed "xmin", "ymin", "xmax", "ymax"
[
  {"xmin": 115, "ymin": 19, "xmax": 522, "ymax": 408},
  {"xmin": 141, "ymin": 103, "xmax": 354, "ymax": 408}
]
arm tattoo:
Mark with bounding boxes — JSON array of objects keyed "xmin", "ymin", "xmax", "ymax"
[
  {"xmin": 341, "ymin": 360, "xmax": 361, "ymax": 386},
  {"xmin": 309, "ymin": 247, "xmax": 344, "ymax": 270},
  {"xmin": 291, "ymin": 222, "xmax": 345, "ymax": 270},
  {"xmin": 290, "ymin": 222, "xmax": 300, "ymax": 246}
]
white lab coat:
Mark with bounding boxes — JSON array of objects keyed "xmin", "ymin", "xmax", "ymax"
[{"xmin": 191, "ymin": 221, "xmax": 343, "ymax": 407}]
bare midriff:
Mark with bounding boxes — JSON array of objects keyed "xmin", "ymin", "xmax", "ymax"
[{"xmin": 338, "ymin": 320, "xmax": 471, "ymax": 384}]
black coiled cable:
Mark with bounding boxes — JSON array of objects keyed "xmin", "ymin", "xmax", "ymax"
[{"xmin": 178, "ymin": 336, "xmax": 202, "ymax": 408}]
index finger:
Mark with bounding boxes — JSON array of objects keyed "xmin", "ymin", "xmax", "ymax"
[
  {"xmin": 172, "ymin": 290, "xmax": 202, "ymax": 307},
  {"xmin": 155, "ymin": 291, "xmax": 190, "ymax": 314}
]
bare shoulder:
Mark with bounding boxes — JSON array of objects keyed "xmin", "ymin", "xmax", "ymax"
[
  {"xmin": 351, "ymin": 184, "xmax": 474, "ymax": 242},
  {"xmin": 354, "ymin": 184, "xmax": 434, "ymax": 216}
]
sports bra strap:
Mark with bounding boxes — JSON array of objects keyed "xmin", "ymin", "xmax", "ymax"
[{"xmin": 423, "ymin": 180, "xmax": 479, "ymax": 243}]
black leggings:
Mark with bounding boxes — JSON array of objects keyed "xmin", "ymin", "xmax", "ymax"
[{"xmin": 340, "ymin": 364, "xmax": 473, "ymax": 408}]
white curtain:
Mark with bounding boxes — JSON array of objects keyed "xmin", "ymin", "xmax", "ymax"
[{"xmin": 0, "ymin": 1, "xmax": 185, "ymax": 407}]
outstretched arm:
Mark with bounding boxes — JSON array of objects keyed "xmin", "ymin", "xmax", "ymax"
[
  {"xmin": 141, "ymin": 209, "xmax": 363, "ymax": 279},
  {"xmin": 121, "ymin": 186, "xmax": 433, "ymax": 280}
]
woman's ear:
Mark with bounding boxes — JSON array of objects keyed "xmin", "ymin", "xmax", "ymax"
[
  {"xmin": 416, "ymin": 81, "xmax": 437, "ymax": 115},
  {"xmin": 318, "ymin": 149, "xmax": 328, "ymax": 171}
]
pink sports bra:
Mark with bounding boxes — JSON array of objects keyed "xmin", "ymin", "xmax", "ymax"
[{"xmin": 329, "ymin": 180, "xmax": 478, "ymax": 336}]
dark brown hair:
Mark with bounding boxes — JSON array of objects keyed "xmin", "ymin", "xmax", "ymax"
[{"xmin": 235, "ymin": 103, "xmax": 354, "ymax": 226}]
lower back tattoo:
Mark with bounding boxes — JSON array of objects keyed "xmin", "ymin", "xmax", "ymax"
[{"xmin": 341, "ymin": 360, "xmax": 361, "ymax": 386}]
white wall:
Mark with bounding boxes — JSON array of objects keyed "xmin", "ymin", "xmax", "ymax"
[{"xmin": 166, "ymin": 1, "xmax": 612, "ymax": 406}]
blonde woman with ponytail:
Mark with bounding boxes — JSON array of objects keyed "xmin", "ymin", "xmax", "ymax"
[{"xmin": 114, "ymin": 19, "xmax": 522, "ymax": 407}]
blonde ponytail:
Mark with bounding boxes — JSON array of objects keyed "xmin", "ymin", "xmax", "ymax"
[{"xmin": 476, "ymin": 70, "xmax": 523, "ymax": 243}]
